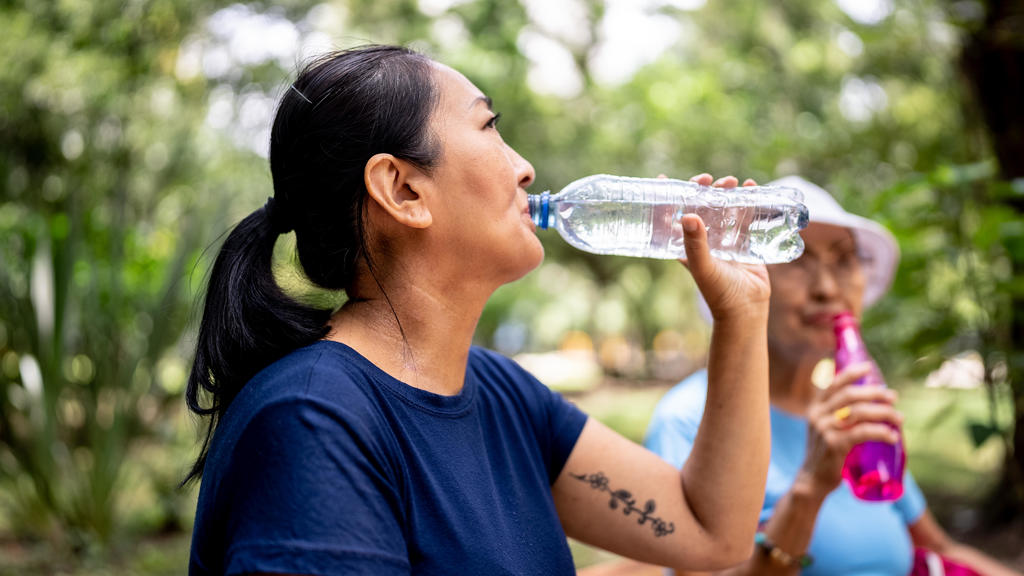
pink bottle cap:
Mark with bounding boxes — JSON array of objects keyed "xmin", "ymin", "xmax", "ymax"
[{"xmin": 832, "ymin": 311, "xmax": 858, "ymax": 334}]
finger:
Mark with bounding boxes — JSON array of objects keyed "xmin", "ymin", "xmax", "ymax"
[
  {"xmin": 657, "ymin": 173, "xmax": 668, "ymax": 179},
  {"xmin": 713, "ymin": 176, "xmax": 739, "ymax": 188},
  {"xmin": 743, "ymin": 178, "xmax": 757, "ymax": 187},
  {"xmin": 841, "ymin": 422, "xmax": 902, "ymax": 446},
  {"xmin": 821, "ymin": 386, "xmax": 898, "ymax": 416},
  {"xmin": 680, "ymin": 213, "xmax": 713, "ymax": 279},
  {"xmin": 830, "ymin": 402, "xmax": 904, "ymax": 430},
  {"xmin": 817, "ymin": 363, "xmax": 873, "ymax": 403},
  {"xmin": 690, "ymin": 173, "xmax": 713, "ymax": 186}
]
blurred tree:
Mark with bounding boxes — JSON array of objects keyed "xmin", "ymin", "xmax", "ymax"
[
  {"xmin": 0, "ymin": 0, "xmax": 240, "ymax": 550},
  {"xmin": 955, "ymin": 0, "xmax": 1024, "ymax": 521}
]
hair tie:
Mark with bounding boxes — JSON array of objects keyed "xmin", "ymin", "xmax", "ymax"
[{"xmin": 264, "ymin": 197, "xmax": 294, "ymax": 235}]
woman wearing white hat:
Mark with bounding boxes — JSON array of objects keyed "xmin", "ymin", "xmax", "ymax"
[{"xmin": 637, "ymin": 176, "xmax": 1021, "ymax": 575}]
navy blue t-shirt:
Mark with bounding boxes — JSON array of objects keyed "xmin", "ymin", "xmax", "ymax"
[{"xmin": 189, "ymin": 340, "xmax": 588, "ymax": 575}]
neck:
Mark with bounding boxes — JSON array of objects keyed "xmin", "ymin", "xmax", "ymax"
[
  {"xmin": 768, "ymin": 343, "xmax": 824, "ymax": 416},
  {"xmin": 325, "ymin": 265, "xmax": 495, "ymax": 397}
]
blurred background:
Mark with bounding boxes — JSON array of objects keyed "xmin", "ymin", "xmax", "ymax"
[{"xmin": 1, "ymin": 0, "xmax": 1022, "ymax": 573}]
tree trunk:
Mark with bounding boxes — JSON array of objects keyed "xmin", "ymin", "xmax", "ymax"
[{"xmin": 958, "ymin": 0, "xmax": 1024, "ymax": 522}]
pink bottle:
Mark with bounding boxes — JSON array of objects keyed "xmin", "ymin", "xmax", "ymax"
[{"xmin": 833, "ymin": 312, "xmax": 905, "ymax": 501}]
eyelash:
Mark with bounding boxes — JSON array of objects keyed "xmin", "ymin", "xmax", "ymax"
[{"xmin": 486, "ymin": 113, "xmax": 501, "ymax": 129}]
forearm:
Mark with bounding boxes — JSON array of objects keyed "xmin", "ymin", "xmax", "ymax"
[
  {"xmin": 680, "ymin": 311, "xmax": 771, "ymax": 552},
  {"xmin": 679, "ymin": 475, "xmax": 826, "ymax": 576}
]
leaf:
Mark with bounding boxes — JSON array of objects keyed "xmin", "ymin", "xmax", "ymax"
[{"xmin": 967, "ymin": 420, "xmax": 1001, "ymax": 449}]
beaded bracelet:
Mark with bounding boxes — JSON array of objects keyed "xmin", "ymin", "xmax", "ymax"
[{"xmin": 754, "ymin": 532, "xmax": 814, "ymax": 569}]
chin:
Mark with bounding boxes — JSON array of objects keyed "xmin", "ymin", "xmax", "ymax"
[
  {"xmin": 803, "ymin": 338, "xmax": 834, "ymax": 359},
  {"xmin": 504, "ymin": 241, "xmax": 544, "ymax": 284}
]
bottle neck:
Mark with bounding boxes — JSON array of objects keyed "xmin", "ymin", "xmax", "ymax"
[
  {"xmin": 836, "ymin": 324, "xmax": 864, "ymax": 353},
  {"xmin": 834, "ymin": 319, "xmax": 875, "ymax": 371},
  {"xmin": 528, "ymin": 191, "xmax": 553, "ymax": 229}
]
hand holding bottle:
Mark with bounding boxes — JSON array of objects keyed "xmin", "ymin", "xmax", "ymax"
[
  {"xmin": 797, "ymin": 364, "xmax": 903, "ymax": 499},
  {"xmin": 679, "ymin": 173, "xmax": 772, "ymax": 321},
  {"xmin": 833, "ymin": 312, "xmax": 907, "ymax": 500},
  {"xmin": 528, "ymin": 172, "xmax": 808, "ymax": 264}
]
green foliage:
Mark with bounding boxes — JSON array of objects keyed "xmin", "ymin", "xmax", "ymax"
[{"xmin": 0, "ymin": 0, "xmax": 242, "ymax": 549}]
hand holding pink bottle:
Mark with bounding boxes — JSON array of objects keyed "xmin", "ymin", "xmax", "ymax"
[{"xmin": 833, "ymin": 311, "xmax": 906, "ymax": 501}]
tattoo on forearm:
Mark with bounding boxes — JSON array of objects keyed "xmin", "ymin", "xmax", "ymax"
[{"xmin": 571, "ymin": 471, "xmax": 676, "ymax": 538}]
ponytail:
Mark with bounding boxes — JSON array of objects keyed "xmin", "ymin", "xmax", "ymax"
[
  {"xmin": 182, "ymin": 200, "xmax": 330, "ymax": 486},
  {"xmin": 183, "ymin": 45, "xmax": 441, "ymax": 486}
]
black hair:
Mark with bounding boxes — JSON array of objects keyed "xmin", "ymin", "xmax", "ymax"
[{"xmin": 183, "ymin": 45, "xmax": 440, "ymax": 486}]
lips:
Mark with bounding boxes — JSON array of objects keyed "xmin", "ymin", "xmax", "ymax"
[
  {"xmin": 519, "ymin": 194, "xmax": 535, "ymax": 229},
  {"xmin": 803, "ymin": 310, "xmax": 844, "ymax": 326},
  {"xmin": 521, "ymin": 210, "xmax": 536, "ymax": 231}
]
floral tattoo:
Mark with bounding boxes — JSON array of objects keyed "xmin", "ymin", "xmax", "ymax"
[{"xmin": 571, "ymin": 471, "xmax": 676, "ymax": 538}]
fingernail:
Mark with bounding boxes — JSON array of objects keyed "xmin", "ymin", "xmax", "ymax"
[{"xmin": 683, "ymin": 217, "xmax": 698, "ymax": 233}]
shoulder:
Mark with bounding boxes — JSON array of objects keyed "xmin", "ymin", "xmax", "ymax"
[
  {"xmin": 469, "ymin": 346, "xmax": 532, "ymax": 377},
  {"xmin": 466, "ymin": 346, "xmax": 575, "ymax": 423},
  {"xmin": 468, "ymin": 346, "xmax": 548, "ymax": 395},
  {"xmin": 214, "ymin": 342, "xmax": 389, "ymax": 453},
  {"xmin": 247, "ymin": 340, "xmax": 381, "ymax": 405}
]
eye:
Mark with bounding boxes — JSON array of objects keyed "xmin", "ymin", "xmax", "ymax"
[{"xmin": 485, "ymin": 112, "xmax": 502, "ymax": 130}]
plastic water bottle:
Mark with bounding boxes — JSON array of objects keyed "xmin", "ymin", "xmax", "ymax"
[
  {"xmin": 527, "ymin": 174, "xmax": 809, "ymax": 263},
  {"xmin": 834, "ymin": 312, "xmax": 906, "ymax": 501}
]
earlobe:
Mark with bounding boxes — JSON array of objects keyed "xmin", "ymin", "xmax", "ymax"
[{"xmin": 364, "ymin": 153, "xmax": 433, "ymax": 229}]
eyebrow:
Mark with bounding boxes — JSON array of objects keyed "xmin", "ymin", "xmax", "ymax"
[
  {"xmin": 829, "ymin": 235, "xmax": 857, "ymax": 252},
  {"xmin": 469, "ymin": 96, "xmax": 493, "ymax": 111}
]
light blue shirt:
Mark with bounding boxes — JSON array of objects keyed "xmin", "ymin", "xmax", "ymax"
[{"xmin": 644, "ymin": 370, "xmax": 927, "ymax": 576}]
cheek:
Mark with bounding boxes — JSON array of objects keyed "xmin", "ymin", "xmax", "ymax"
[{"xmin": 843, "ymin": 272, "xmax": 867, "ymax": 314}]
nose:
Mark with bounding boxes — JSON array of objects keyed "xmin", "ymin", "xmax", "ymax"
[
  {"xmin": 809, "ymin": 262, "xmax": 840, "ymax": 302},
  {"xmin": 510, "ymin": 145, "xmax": 535, "ymax": 189}
]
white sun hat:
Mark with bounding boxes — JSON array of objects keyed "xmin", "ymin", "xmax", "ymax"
[{"xmin": 697, "ymin": 175, "xmax": 900, "ymax": 321}]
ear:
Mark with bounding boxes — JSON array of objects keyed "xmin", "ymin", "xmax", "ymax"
[{"xmin": 364, "ymin": 153, "xmax": 433, "ymax": 229}]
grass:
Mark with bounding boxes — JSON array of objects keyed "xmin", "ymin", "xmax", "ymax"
[
  {"xmin": 897, "ymin": 386, "xmax": 1005, "ymax": 500},
  {"xmin": 0, "ymin": 534, "xmax": 192, "ymax": 576}
]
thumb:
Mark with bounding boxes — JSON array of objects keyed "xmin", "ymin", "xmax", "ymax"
[{"xmin": 681, "ymin": 213, "xmax": 714, "ymax": 281}]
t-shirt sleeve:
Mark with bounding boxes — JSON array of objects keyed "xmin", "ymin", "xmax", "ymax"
[
  {"xmin": 895, "ymin": 470, "xmax": 927, "ymax": 525},
  {"xmin": 218, "ymin": 398, "xmax": 410, "ymax": 576},
  {"xmin": 540, "ymin": 381, "xmax": 589, "ymax": 483},
  {"xmin": 498, "ymin": 351, "xmax": 588, "ymax": 484}
]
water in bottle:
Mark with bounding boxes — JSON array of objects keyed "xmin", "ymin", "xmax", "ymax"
[
  {"xmin": 527, "ymin": 174, "xmax": 809, "ymax": 263},
  {"xmin": 834, "ymin": 311, "xmax": 905, "ymax": 501}
]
